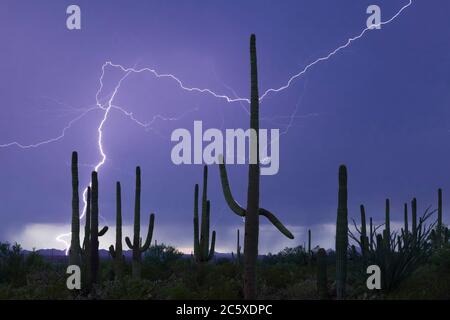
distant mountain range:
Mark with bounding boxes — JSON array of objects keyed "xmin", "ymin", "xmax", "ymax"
[
  {"xmin": 21, "ymin": 249, "xmax": 235, "ymax": 261},
  {"xmin": 22, "ymin": 248, "xmax": 335, "ymax": 261}
]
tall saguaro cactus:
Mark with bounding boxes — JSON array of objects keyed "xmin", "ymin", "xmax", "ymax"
[
  {"xmin": 404, "ymin": 203, "xmax": 408, "ymax": 234},
  {"xmin": 193, "ymin": 166, "xmax": 216, "ymax": 263},
  {"xmin": 125, "ymin": 167, "xmax": 155, "ymax": 279},
  {"xmin": 218, "ymin": 35, "xmax": 294, "ymax": 299},
  {"xmin": 412, "ymin": 198, "xmax": 417, "ymax": 242},
  {"xmin": 90, "ymin": 171, "xmax": 108, "ymax": 286},
  {"xmin": 437, "ymin": 188, "xmax": 443, "ymax": 247},
  {"xmin": 384, "ymin": 199, "xmax": 391, "ymax": 250},
  {"xmin": 109, "ymin": 182, "xmax": 124, "ymax": 279},
  {"xmin": 308, "ymin": 229, "xmax": 312, "ymax": 254},
  {"xmin": 335, "ymin": 165, "xmax": 348, "ymax": 300},
  {"xmin": 82, "ymin": 187, "xmax": 91, "ymax": 289},
  {"xmin": 359, "ymin": 205, "xmax": 369, "ymax": 260},
  {"xmin": 307, "ymin": 229, "xmax": 312, "ymax": 265},
  {"xmin": 69, "ymin": 151, "xmax": 82, "ymax": 267},
  {"xmin": 369, "ymin": 217, "xmax": 374, "ymax": 251}
]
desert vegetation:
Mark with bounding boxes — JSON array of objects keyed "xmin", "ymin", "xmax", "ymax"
[{"xmin": 0, "ymin": 35, "xmax": 449, "ymax": 300}]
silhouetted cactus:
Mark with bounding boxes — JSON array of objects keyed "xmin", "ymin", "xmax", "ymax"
[
  {"xmin": 69, "ymin": 151, "xmax": 82, "ymax": 267},
  {"xmin": 404, "ymin": 203, "xmax": 408, "ymax": 234},
  {"xmin": 90, "ymin": 171, "xmax": 108, "ymax": 287},
  {"xmin": 218, "ymin": 34, "xmax": 293, "ymax": 300},
  {"xmin": 307, "ymin": 229, "xmax": 312, "ymax": 264},
  {"xmin": 359, "ymin": 204, "xmax": 369, "ymax": 260},
  {"xmin": 369, "ymin": 217, "xmax": 374, "ymax": 251},
  {"xmin": 437, "ymin": 188, "xmax": 443, "ymax": 247},
  {"xmin": 125, "ymin": 167, "xmax": 155, "ymax": 279},
  {"xmin": 82, "ymin": 187, "xmax": 91, "ymax": 290},
  {"xmin": 109, "ymin": 182, "xmax": 125, "ymax": 279},
  {"xmin": 316, "ymin": 248, "xmax": 328, "ymax": 300},
  {"xmin": 308, "ymin": 229, "xmax": 312, "ymax": 254},
  {"xmin": 412, "ymin": 198, "xmax": 417, "ymax": 242},
  {"xmin": 383, "ymin": 198, "xmax": 391, "ymax": 250},
  {"xmin": 193, "ymin": 166, "xmax": 216, "ymax": 263},
  {"xmin": 335, "ymin": 165, "xmax": 348, "ymax": 300}
]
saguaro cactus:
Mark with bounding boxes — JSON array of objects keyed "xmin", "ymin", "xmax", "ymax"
[
  {"xmin": 404, "ymin": 203, "xmax": 408, "ymax": 234},
  {"xmin": 307, "ymin": 229, "xmax": 312, "ymax": 264},
  {"xmin": 125, "ymin": 167, "xmax": 155, "ymax": 279},
  {"xmin": 308, "ymin": 229, "xmax": 312, "ymax": 254},
  {"xmin": 360, "ymin": 205, "xmax": 369, "ymax": 260},
  {"xmin": 193, "ymin": 166, "xmax": 216, "ymax": 263},
  {"xmin": 109, "ymin": 182, "xmax": 124, "ymax": 279},
  {"xmin": 82, "ymin": 187, "xmax": 91, "ymax": 289},
  {"xmin": 69, "ymin": 151, "xmax": 82, "ymax": 267},
  {"xmin": 412, "ymin": 198, "xmax": 417, "ymax": 242},
  {"xmin": 437, "ymin": 188, "xmax": 443, "ymax": 247},
  {"xmin": 236, "ymin": 229, "xmax": 242, "ymax": 265},
  {"xmin": 90, "ymin": 171, "xmax": 108, "ymax": 286},
  {"xmin": 384, "ymin": 198, "xmax": 391, "ymax": 250},
  {"xmin": 317, "ymin": 248, "xmax": 328, "ymax": 300},
  {"xmin": 369, "ymin": 217, "xmax": 374, "ymax": 251},
  {"xmin": 218, "ymin": 35, "xmax": 294, "ymax": 299},
  {"xmin": 335, "ymin": 165, "xmax": 348, "ymax": 300}
]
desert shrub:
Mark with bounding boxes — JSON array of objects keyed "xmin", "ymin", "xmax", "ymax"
[
  {"xmin": 0, "ymin": 270, "xmax": 69, "ymax": 300},
  {"xmin": 144, "ymin": 243, "xmax": 183, "ymax": 265},
  {"xmin": 387, "ymin": 263, "xmax": 450, "ymax": 300},
  {"xmin": 283, "ymin": 279, "xmax": 319, "ymax": 300},
  {"xmin": 141, "ymin": 244, "xmax": 183, "ymax": 281},
  {"xmin": 99, "ymin": 278, "xmax": 157, "ymax": 299},
  {"xmin": 157, "ymin": 279, "xmax": 198, "ymax": 299},
  {"xmin": 203, "ymin": 274, "xmax": 241, "ymax": 299},
  {"xmin": 0, "ymin": 243, "xmax": 26, "ymax": 286},
  {"xmin": 430, "ymin": 243, "xmax": 450, "ymax": 269},
  {"xmin": 262, "ymin": 246, "xmax": 308, "ymax": 265}
]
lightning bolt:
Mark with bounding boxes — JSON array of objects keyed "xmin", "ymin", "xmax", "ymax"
[
  {"xmin": 0, "ymin": 107, "xmax": 97, "ymax": 149},
  {"xmin": 0, "ymin": 0, "xmax": 413, "ymax": 252},
  {"xmin": 259, "ymin": 0, "xmax": 413, "ymax": 101}
]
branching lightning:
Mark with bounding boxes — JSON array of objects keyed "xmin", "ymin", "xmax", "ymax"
[
  {"xmin": 258, "ymin": 0, "xmax": 413, "ymax": 101},
  {"xmin": 0, "ymin": 0, "xmax": 413, "ymax": 252}
]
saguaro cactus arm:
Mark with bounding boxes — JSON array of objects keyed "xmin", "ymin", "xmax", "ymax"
[
  {"xmin": 193, "ymin": 166, "xmax": 216, "ymax": 262},
  {"xmin": 140, "ymin": 213, "xmax": 155, "ymax": 252},
  {"xmin": 125, "ymin": 236, "xmax": 134, "ymax": 249},
  {"xmin": 208, "ymin": 230, "xmax": 216, "ymax": 260},
  {"xmin": 218, "ymin": 156, "xmax": 246, "ymax": 217},
  {"xmin": 258, "ymin": 208, "xmax": 294, "ymax": 239},
  {"xmin": 99, "ymin": 226, "xmax": 108, "ymax": 237},
  {"xmin": 219, "ymin": 155, "xmax": 294, "ymax": 239}
]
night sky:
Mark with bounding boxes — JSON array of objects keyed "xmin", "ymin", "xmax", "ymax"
[{"xmin": 1, "ymin": 0, "xmax": 450, "ymax": 253}]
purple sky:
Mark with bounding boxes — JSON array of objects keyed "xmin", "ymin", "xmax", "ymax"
[{"xmin": 1, "ymin": 0, "xmax": 449, "ymax": 253}]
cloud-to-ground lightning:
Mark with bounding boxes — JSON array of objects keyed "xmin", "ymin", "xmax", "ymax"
[{"xmin": 0, "ymin": 0, "xmax": 413, "ymax": 252}]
